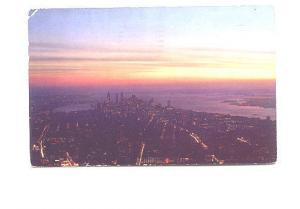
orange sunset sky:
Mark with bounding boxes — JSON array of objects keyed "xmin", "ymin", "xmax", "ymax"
[{"xmin": 28, "ymin": 7, "xmax": 275, "ymax": 87}]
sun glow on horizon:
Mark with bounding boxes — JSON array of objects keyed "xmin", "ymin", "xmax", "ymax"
[{"xmin": 29, "ymin": 7, "xmax": 275, "ymax": 87}]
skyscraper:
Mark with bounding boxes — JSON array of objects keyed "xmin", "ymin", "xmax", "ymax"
[
  {"xmin": 120, "ymin": 92, "xmax": 124, "ymax": 102},
  {"xmin": 167, "ymin": 100, "xmax": 171, "ymax": 107},
  {"xmin": 107, "ymin": 91, "xmax": 111, "ymax": 103},
  {"xmin": 115, "ymin": 93, "xmax": 119, "ymax": 104}
]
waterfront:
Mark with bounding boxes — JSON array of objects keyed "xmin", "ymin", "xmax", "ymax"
[
  {"xmin": 51, "ymin": 86, "xmax": 276, "ymax": 120},
  {"xmin": 30, "ymin": 89, "xmax": 276, "ymax": 166}
]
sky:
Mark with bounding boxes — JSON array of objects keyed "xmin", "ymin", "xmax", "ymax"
[{"xmin": 28, "ymin": 6, "xmax": 275, "ymax": 87}]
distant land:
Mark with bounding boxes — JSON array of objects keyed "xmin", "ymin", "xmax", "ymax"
[{"xmin": 223, "ymin": 97, "xmax": 276, "ymax": 109}]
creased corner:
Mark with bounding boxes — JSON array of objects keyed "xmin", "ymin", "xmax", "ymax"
[{"xmin": 28, "ymin": 9, "xmax": 38, "ymax": 20}]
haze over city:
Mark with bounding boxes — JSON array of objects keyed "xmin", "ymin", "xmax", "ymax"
[{"xmin": 29, "ymin": 7, "xmax": 276, "ymax": 166}]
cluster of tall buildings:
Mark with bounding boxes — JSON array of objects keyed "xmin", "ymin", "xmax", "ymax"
[{"xmin": 30, "ymin": 92, "xmax": 276, "ymax": 166}]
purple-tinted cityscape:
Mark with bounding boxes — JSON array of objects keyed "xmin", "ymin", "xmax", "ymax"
[
  {"xmin": 29, "ymin": 7, "xmax": 276, "ymax": 166},
  {"xmin": 30, "ymin": 86, "xmax": 276, "ymax": 166}
]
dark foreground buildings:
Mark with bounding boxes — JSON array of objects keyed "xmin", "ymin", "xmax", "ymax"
[{"xmin": 30, "ymin": 92, "xmax": 276, "ymax": 166}]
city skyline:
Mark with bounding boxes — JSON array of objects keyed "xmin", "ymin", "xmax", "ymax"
[
  {"xmin": 29, "ymin": 7, "xmax": 275, "ymax": 87},
  {"xmin": 29, "ymin": 7, "xmax": 276, "ymax": 167},
  {"xmin": 30, "ymin": 91, "xmax": 276, "ymax": 166}
]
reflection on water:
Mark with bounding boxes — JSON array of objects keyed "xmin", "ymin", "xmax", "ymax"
[
  {"xmin": 53, "ymin": 86, "xmax": 276, "ymax": 120},
  {"xmin": 136, "ymin": 92, "xmax": 276, "ymax": 120}
]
